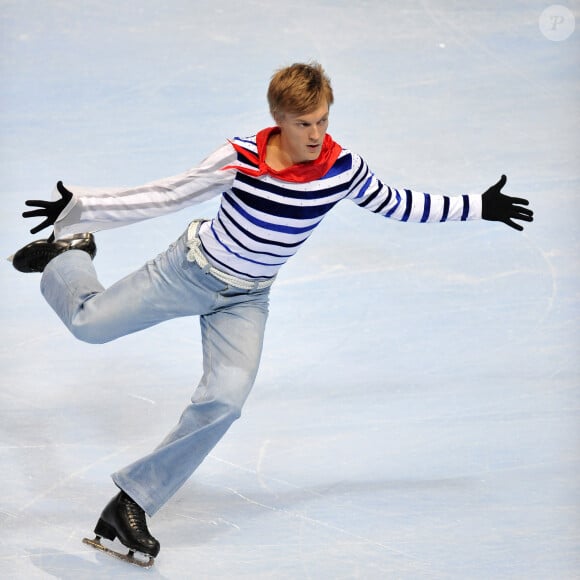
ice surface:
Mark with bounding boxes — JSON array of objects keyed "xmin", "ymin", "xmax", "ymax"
[{"xmin": 1, "ymin": 1, "xmax": 579, "ymax": 578}]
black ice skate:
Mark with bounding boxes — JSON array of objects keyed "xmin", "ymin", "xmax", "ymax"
[
  {"xmin": 82, "ymin": 491, "xmax": 160, "ymax": 568},
  {"xmin": 10, "ymin": 233, "xmax": 96, "ymax": 273}
]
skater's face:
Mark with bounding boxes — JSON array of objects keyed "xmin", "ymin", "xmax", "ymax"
[{"xmin": 275, "ymin": 100, "xmax": 330, "ymax": 165}]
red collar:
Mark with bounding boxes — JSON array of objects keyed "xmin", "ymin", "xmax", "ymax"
[{"xmin": 225, "ymin": 127, "xmax": 342, "ymax": 183}]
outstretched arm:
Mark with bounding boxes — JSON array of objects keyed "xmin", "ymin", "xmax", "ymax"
[
  {"xmin": 347, "ymin": 153, "xmax": 534, "ymax": 231},
  {"xmin": 481, "ymin": 175, "xmax": 533, "ymax": 231},
  {"xmin": 20, "ymin": 142, "xmax": 238, "ymax": 239}
]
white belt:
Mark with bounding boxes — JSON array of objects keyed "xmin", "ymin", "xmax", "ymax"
[{"xmin": 186, "ymin": 220, "xmax": 275, "ymax": 291}]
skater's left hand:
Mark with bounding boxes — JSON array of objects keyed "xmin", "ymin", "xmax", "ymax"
[
  {"xmin": 481, "ymin": 175, "xmax": 533, "ymax": 231},
  {"xmin": 22, "ymin": 181, "xmax": 73, "ymax": 235}
]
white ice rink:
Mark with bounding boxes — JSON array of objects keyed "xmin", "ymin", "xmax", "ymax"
[{"xmin": 1, "ymin": 1, "xmax": 579, "ymax": 578}]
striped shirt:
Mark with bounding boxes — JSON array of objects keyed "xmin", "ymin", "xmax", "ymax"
[{"xmin": 54, "ymin": 132, "xmax": 482, "ymax": 280}]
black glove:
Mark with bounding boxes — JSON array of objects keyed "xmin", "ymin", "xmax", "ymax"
[
  {"xmin": 22, "ymin": 181, "xmax": 73, "ymax": 235},
  {"xmin": 481, "ymin": 175, "xmax": 533, "ymax": 231}
]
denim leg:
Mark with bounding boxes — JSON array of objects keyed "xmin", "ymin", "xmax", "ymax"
[
  {"xmin": 39, "ymin": 231, "xmax": 270, "ymax": 516},
  {"xmin": 112, "ymin": 290, "xmax": 270, "ymax": 516},
  {"xmin": 40, "ymin": 234, "xmax": 223, "ymax": 343}
]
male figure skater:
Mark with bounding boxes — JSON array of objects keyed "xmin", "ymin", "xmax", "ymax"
[{"xmin": 12, "ymin": 62, "xmax": 533, "ymax": 565}]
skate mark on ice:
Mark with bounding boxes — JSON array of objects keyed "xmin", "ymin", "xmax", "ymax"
[
  {"xmin": 208, "ymin": 456, "xmax": 433, "ymax": 570},
  {"xmin": 225, "ymin": 487, "xmax": 433, "ymax": 572},
  {"xmin": 255, "ymin": 438, "xmax": 274, "ymax": 493},
  {"xmin": 18, "ymin": 446, "xmax": 137, "ymax": 513},
  {"xmin": 128, "ymin": 393, "xmax": 157, "ymax": 405},
  {"xmin": 0, "ymin": 328, "xmax": 63, "ymax": 356},
  {"xmin": 420, "ymin": 0, "xmax": 554, "ymax": 98},
  {"xmin": 176, "ymin": 512, "xmax": 241, "ymax": 531}
]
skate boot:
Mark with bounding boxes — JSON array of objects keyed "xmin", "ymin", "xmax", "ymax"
[
  {"xmin": 11, "ymin": 233, "xmax": 96, "ymax": 273},
  {"xmin": 83, "ymin": 491, "xmax": 160, "ymax": 567}
]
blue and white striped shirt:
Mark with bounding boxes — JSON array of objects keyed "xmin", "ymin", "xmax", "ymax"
[{"xmin": 53, "ymin": 133, "xmax": 481, "ymax": 280}]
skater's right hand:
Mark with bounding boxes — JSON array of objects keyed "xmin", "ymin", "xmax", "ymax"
[{"xmin": 22, "ymin": 181, "xmax": 73, "ymax": 235}]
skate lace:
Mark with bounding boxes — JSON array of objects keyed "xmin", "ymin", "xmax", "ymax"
[{"xmin": 121, "ymin": 495, "xmax": 150, "ymax": 536}]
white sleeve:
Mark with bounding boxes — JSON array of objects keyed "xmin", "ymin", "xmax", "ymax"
[{"xmin": 53, "ymin": 142, "xmax": 237, "ymax": 238}]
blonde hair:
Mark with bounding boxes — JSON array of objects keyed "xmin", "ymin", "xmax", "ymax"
[{"xmin": 267, "ymin": 62, "xmax": 334, "ymax": 120}]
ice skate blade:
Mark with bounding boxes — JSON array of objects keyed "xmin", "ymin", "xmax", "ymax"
[{"xmin": 82, "ymin": 535, "xmax": 155, "ymax": 568}]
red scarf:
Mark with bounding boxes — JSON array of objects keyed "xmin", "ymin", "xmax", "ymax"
[{"xmin": 224, "ymin": 127, "xmax": 342, "ymax": 183}]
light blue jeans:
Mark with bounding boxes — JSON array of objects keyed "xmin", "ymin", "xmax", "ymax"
[{"xmin": 40, "ymin": 230, "xmax": 270, "ymax": 516}]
